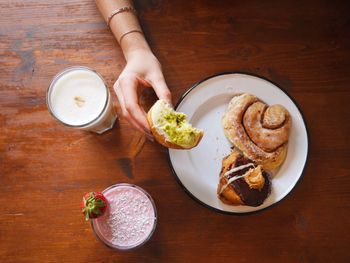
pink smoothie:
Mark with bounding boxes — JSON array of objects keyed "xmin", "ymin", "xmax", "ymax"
[{"xmin": 92, "ymin": 184, "xmax": 157, "ymax": 250}]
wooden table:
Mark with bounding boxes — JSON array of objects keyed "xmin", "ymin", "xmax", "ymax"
[{"xmin": 1, "ymin": 0, "xmax": 349, "ymax": 262}]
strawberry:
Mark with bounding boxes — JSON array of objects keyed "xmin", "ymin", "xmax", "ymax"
[{"xmin": 81, "ymin": 192, "xmax": 108, "ymax": 221}]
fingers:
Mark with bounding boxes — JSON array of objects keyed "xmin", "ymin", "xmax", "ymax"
[
  {"xmin": 149, "ymin": 75, "xmax": 173, "ymax": 106},
  {"xmin": 114, "ymin": 76, "xmax": 152, "ymax": 137},
  {"xmin": 119, "ymin": 77, "xmax": 150, "ymax": 132},
  {"xmin": 114, "ymin": 81, "xmax": 144, "ymax": 134}
]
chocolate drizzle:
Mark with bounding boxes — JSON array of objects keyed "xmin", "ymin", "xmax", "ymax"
[
  {"xmin": 231, "ymin": 171, "xmax": 270, "ymax": 207},
  {"xmin": 226, "ymin": 154, "xmax": 271, "ymax": 207}
]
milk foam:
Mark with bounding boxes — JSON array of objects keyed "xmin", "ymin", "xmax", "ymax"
[{"xmin": 49, "ymin": 69, "xmax": 107, "ymax": 126}]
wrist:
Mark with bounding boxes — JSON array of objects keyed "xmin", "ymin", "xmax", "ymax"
[{"xmin": 121, "ymin": 32, "xmax": 151, "ymax": 61}]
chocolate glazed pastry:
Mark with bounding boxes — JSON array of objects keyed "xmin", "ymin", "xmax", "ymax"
[
  {"xmin": 217, "ymin": 150, "xmax": 271, "ymax": 207},
  {"xmin": 222, "ymin": 93, "xmax": 292, "ymax": 170}
]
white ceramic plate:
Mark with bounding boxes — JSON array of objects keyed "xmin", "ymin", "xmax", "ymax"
[{"xmin": 168, "ymin": 73, "xmax": 308, "ymax": 214}]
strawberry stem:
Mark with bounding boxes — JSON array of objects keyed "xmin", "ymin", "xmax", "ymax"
[{"xmin": 82, "ymin": 192, "xmax": 106, "ymax": 221}]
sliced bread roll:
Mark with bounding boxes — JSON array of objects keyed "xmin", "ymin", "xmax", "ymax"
[{"xmin": 147, "ymin": 100, "xmax": 203, "ymax": 149}]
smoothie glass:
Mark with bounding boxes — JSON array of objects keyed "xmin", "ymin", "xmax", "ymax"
[{"xmin": 91, "ymin": 183, "xmax": 157, "ymax": 250}]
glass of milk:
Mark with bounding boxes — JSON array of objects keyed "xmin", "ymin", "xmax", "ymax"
[{"xmin": 47, "ymin": 66, "xmax": 117, "ymax": 134}]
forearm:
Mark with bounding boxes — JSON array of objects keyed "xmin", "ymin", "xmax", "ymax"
[{"xmin": 95, "ymin": 0, "xmax": 151, "ymax": 60}]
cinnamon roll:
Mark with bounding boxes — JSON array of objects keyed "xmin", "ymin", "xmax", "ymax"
[
  {"xmin": 218, "ymin": 150, "xmax": 271, "ymax": 207},
  {"xmin": 222, "ymin": 93, "xmax": 291, "ymax": 170}
]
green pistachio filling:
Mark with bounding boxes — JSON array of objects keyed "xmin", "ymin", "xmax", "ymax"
[{"xmin": 156, "ymin": 108, "xmax": 200, "ymax": 147}]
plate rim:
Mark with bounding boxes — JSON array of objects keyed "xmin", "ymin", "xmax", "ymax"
[{"xmin": 167, "ymin": 71, "xmax": 310, "ymax": 215}]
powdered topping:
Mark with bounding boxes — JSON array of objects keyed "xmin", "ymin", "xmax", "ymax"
[
  {"xmin": 74, "ymin": 96, "xmax": 85, "ymax": 107},
  {"xmin": 94, "ymin": 186, "xmax": 156, "ymax": 248}
]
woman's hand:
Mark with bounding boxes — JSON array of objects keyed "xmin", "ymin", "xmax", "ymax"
[
  {"xmin": 96, "ymin": 0, "xmax": 170, "ymax": 137},
  {"xmin": 114, "ymin": 48, "xmax": 172, "ymax": 136}
]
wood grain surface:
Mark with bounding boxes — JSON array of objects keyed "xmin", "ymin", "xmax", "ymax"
[{"xmin": 1, "ymin": 0, "xmax": 350, "ymax": 262}]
